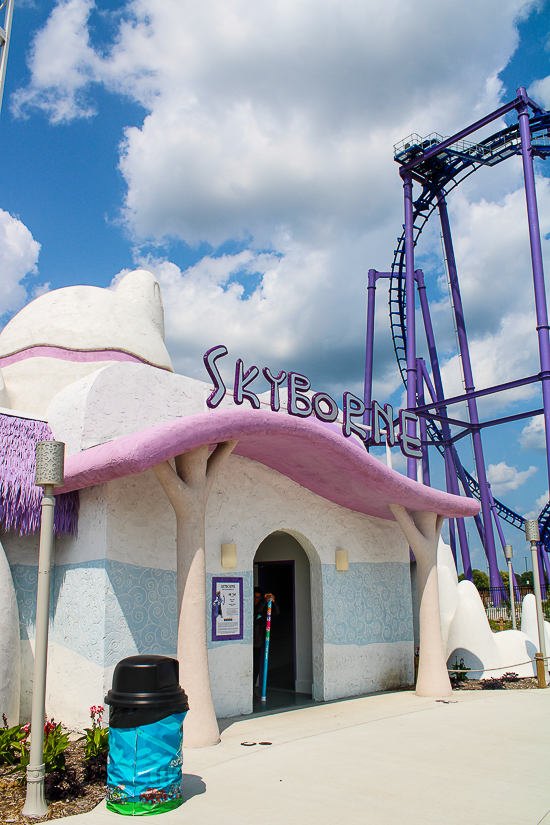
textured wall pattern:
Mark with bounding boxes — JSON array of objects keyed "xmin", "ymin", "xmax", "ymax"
[
  {"xmin": 10, "ymin": 564, "xmax": 40, "ymax": 640},
  {"xmin": 206, "ymin": 572, "xmax": 253, "ymax": 650},
  {"xmin": 105, "ymin": 561, "xmax": 177, "ymax": 665},
  {"xmin": 10, "ymin": 560, "xmax": 178, "ymax": 666},
  {"xmin": 322, "ymin": 562, "xmax": 413, "ymax": 645},
  {"xmin": 10, "ymin": 561, "xmax": 411, "ymax": 666},
  {"xmin": 52, "ymin": 564, "xmax": 108, "ymax": 666}
]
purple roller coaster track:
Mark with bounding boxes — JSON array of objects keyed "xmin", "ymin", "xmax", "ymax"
[{"xmin": 364, "ymin": 87, "xmax": 550, "ymax": 593}]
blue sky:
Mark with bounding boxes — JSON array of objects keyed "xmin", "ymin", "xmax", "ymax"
[{"xmin": 1, "ymin": 0, "xmax": 550, "ymax": 573}]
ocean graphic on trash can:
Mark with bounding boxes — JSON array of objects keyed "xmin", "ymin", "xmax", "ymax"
[{"xmin": 107, "ymin": 712, "xmax": 186, "ymax": 815}]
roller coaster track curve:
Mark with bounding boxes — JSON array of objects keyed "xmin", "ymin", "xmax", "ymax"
[{"xmin": 389, "ymin": 110, "xmax": 550, "ymax": 545}]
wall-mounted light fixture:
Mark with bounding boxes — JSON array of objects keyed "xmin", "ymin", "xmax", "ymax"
[
  {"xmin": 335, "ymin": 549, "xmax": 348, "ymax": 571},
  {"xmin": 221, "ymin": 543, "xmax": 237, "ymax": 569}
]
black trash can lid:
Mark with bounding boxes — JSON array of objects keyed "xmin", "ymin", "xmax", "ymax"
[{"xmin": 105, "ymin": 655, "xmax": 189, "ymax": 709}]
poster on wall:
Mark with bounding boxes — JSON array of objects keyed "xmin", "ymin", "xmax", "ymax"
[{"xmin": 211, "ymin": 577, "xmax": 243, "ymax": 641}]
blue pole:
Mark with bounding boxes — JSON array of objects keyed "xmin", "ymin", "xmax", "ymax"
[{"xmin": 260, "ymin": 599, "xmax": 273, "ymax": 702}]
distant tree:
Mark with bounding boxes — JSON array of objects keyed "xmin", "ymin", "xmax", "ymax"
[
  {"xmin": 517, "ymin": 571, "xmax": 534, "ymax": 588},
  {"xmin": 472, "ymin": 569, "xmax": 490, "ymax": 590},
  {"xmin": 500, "ymin": 569, "xmax": 509, "ymax": 589}
]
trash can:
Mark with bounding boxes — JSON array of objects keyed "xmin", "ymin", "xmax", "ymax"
[{"xmin": 105, "ymin": 654, "xmax": 189, "ymax": 816}]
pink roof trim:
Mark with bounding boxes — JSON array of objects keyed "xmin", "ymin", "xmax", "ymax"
[
  {"xmin": 0, "ymin": 345, "xmax": 172, "ymax": 371},
  {"xmin": 57, "ymin": 408, "xmax": 480, "ymax": 522}
]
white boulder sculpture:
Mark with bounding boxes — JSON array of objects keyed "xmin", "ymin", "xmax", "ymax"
[{"xmin": 438, "ymin": 540, "xmax": 546, "ymax": 679}]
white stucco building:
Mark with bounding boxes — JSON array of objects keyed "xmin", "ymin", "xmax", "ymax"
[{"xmin": 0, "ymin": 270, "xmax": 478, "ymax": 737}]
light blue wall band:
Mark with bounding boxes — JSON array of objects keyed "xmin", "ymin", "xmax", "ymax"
[
  {"xmin": 11, "ymin": 560, "xmax": 178, "ymax": 666},
  {"xmin": 10, "ymin": 561, "xmax": 412, "ymax": 667},
  {"xmin": 322, "ymin": 562, "xmax": 413, "ymax": 645}
]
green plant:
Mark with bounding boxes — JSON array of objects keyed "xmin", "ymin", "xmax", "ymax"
[
  {"xmin": 489, "ymin": 618, "xmax": 513, "ymax": 632},
  {"xmin": 10, "ymin": 718, "xmax": 70, "ymax": 783},
  {"xmin": 451, "ymin": 657, "xmax": 470, "ymax": 682},
  {"xmin": 0, "ymin": 713, "xmax": 26, "ymax": 765},
  {"xmin": 80, "ymin": 705, "xmax": 109, "ymax": 761}
]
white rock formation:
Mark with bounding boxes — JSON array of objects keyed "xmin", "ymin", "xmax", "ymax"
[{"xmin": 437, "ymin": 539, "xmax": 545, "ymax": 679}]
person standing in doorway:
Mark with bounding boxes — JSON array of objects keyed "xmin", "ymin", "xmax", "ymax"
[{"xmin": 253, "ymin": 587, "xmax": 279, "ymax": 697}]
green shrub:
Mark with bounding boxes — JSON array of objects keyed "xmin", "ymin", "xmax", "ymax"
[
  {"xmin": 0, "ymin": 714, "xmax": 26, "ymax": 766},
  {"xmin": 451, "ymin": 657, "xmax": 470, "ymax": 682},
  {"xmin": 10, "ymin": 718, "xmax": 70, "ymax": 783},
  {"xmin": 79, "ymin": 705, "xmax": 109, "ymax": 760}
]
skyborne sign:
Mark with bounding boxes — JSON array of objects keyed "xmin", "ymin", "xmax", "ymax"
[{"xmin": 203, "ymin": 345, "xmax": 422, "ymax": 460}]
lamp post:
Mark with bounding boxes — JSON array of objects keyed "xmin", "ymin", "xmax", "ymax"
[
  {"xmin": 0, "ymin": 0, "xmax": 15, "ymax": 117},
  {"xmin": 22, "ymin": 441, "xmax": 64, "ymax": 818},
  {"xmin": 524, "ymin": 520, "xmax": 548, "ymax": 689},
  {"xmin": 503, "ymin": 544, "xmax": 516, "ymax": 630}
]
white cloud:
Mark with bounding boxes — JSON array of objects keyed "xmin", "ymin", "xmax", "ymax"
[
  {"xmin": 487, "ymin": 460, "xmax": 537, "ymax": 495},
  {"xmin": 13, "ymin": 0, "xmax": 547, "ymax": 413},
  {"xmin": 0, "ymin": 210, "xmax": 41, "ymax": 321},
  {"xmin": 519, "ymin": 415, "xmax": 546, "ymax": 451},
  {"xmin": 531, "ymin": 75, "xmax": 550, "ymax": 109},
  {"xmin": 522, "ymin": 489, "xmax": 549, "ymax": 519},
  {"xmin": 14, "ymin": 0, "xmax": 534, "ymax": 245},
  {"xmin": 128, "ymin": 240, "xmax": 389, "ymax": 397},
  {"xmin": 11, "ymin": 0, "xmax": 100, "ymax": 123},
  {"xmin": 425, "ymin": 179, "xmax": 550, "ymax": 418}
]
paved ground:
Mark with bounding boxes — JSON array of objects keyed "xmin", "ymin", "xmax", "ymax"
[{"xmin": 63, "ymin": 688, "xmax": 549, "ymax": 825}]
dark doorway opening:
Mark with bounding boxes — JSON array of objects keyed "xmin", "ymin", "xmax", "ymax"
[
  {"xmin": 253, "ymin": 532, "xmax": 313, "ymax": 712},
  {"xmin": 256, "ymin": 560, "xmax": 295, "ymax": 690}
]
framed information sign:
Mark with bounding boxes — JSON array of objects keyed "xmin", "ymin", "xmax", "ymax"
[{"xmin": 211, "ymin": 577, "xmax": 243, "ymax": 641}]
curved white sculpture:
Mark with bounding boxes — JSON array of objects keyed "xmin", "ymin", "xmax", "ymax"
[
  {"xmin": 438, "ymin": 540, "xmax": 545, "ymax": 678},
  {"xmin": 521, "ymin": 593, "xmax": 550, "ymax": 653},
  {"xmin": 0, "ymin": 538, "xmax": 20, "ymax": 724},
  {"xmin": 0, "ymin": 270, "xmax": 173, "ymax": 416}
]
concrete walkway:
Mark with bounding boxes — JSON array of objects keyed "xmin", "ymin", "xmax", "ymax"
[{"xmin": 64, "ymin": 688, "xmax": 549, "ymax": 825}]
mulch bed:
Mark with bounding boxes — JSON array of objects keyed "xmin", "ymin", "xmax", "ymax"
[
  {"xmin": 453, "ymin": 676, "xmax": 539, "ymax": 690},
  {"xmin": 0, "ymin": 739, "xmax": 106, "ymax": 823}
]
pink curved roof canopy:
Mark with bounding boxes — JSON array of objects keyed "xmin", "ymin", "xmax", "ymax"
[{"xmin": 58, "ymin": 408, "xmax": 479, "ymax": 522}]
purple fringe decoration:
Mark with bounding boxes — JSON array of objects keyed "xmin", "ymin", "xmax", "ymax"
[{"xmin": 0, "ymin": 414, "xmax": 79, "ymax": 537}]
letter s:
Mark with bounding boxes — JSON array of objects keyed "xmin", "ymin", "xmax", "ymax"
[{"xmin": 204, "ymin": 345, "xmax": 228, "ymax": 408}]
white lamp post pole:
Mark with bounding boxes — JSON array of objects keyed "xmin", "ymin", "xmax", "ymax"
[
  {"xmin": 503, "ymin": 544, "xmax": 516, "ymax": 630},
  {"xmin": 0, "ymin": 0, "xmax": 15, "ymax": 117},
  {"xmin": 524, "ymin": 520, "xmax": 548, "ymax": 688},
  {"xmin": 22, "ymin": 441, "xmax": 64, "ymax": 818}
]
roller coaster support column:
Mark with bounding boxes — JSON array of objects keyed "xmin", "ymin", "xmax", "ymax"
[
  {"xmin": 416, "ymin": 273, "xmax": 472, "ymax": 578},
  {"xmin": 437, "ymin": 192, "xmax": 502, "ymax": 591},
  {"xmin": 416, "ymin": 359, "xmax": 430, "ymax": 485},
  {"xmin": 488, "ymin": 483, "xmax": 519, "ymax": 603},
  {"xmin": 517, "ymin": 87, "xmax": 550, "ymax": 498},
  {"xmin": 402, "ymin": 171, "xmax": 418, "ymax": 481},
  {"xmin": 488, "ymin": 486, "xmax": 520, "ymax": 599},
  {"xmin": 363, "ymin": 268, "xmax": 377, "ymax": 436}
]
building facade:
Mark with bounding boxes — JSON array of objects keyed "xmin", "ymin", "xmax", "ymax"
[{"xmin": 0, "ymin": 270, "xmax": 478, "ymax": 734}]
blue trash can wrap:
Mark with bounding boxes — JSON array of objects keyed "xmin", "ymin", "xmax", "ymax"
[{"xmin": 105, "ymin": 655, "xmax": 189, "ymax": 816}]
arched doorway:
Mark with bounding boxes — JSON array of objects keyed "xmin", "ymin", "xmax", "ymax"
[{"xmin": 253, "ymin": 531, "xmax": 313, "ymax": 708}]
